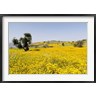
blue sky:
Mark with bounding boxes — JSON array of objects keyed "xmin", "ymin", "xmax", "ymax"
[{"xmin": 9, "ymin": 22, "xmax": 87, "ymax": 43}]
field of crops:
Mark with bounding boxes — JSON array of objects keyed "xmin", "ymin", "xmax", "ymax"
[{"xmin": 9, "ymin": 45, "xmax": 87, "ymax": 74}]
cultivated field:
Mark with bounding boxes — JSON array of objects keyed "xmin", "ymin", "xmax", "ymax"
[{"xmin": 9, "ymin": 43, "xmax": 87, "ymax": 74}]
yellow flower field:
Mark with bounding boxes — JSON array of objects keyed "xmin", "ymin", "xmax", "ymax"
[{"xmin": 9, "ymin": 46, "xmax": 87, "ymax": 74}]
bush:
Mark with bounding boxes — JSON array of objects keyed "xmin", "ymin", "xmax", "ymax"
[
  {"xmin": 62, "ymin": 43, "xmax": 65, "ymax": 46},
  {"xmin": 74, "ymin": 40, "xmax": 83, "ymax": 47}
]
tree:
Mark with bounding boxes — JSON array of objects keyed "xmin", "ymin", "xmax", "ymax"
[
  {"xmin": 62, "ymin": 42, "xmax": 65, "ymax": 46},
  {"xmin": 24, "ymin": 33, "xmax": 32, "ymax": 44},
  {"xmin": 12, "ymin": 38, "xmax": 18, "ymax": 45},
  {"xmin": 12, "ymin": 33, "xmax": 32, "ymax": 51},
  {"xmin": 74, "ymin": 40, "xmax": 83, "ymax": 47},
  {"xmin": 17, "ymin": 42, "xmax": 23, "ymax": 49}
]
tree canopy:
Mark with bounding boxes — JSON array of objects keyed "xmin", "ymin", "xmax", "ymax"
[{"xmin": 12, "ymin": 33, "xmax": 32, "ymax": 51}]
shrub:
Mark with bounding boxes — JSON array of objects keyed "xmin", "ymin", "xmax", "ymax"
[
  {"xmin": 62, "ymin": 43, "xmax": 65, "ymax": 46},
  {"xmin": 74, "ymin": 40, "xmax": 83, "ymax": 47}
]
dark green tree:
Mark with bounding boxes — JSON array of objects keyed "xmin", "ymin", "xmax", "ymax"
[
  {"xmin": 24, "ymin": 33, "xmax": 32, "ymax": 44},
  {"xmin": 12, "ymin": 38, "xmax": 18, "ymax": 45},
  {"xmin": 17, "ymin": 42, "xmax": 23, "ymax": 49},
  {"xmin": 12, "ymin": 33, "xmax": 32, "ymax": 51}
]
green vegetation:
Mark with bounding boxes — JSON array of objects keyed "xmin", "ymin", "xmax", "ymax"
[{"xmin": 12, "ymin": 33, "xmax": 32, "ymax": 51}]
